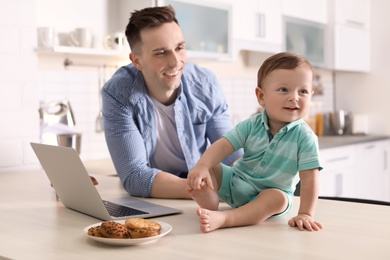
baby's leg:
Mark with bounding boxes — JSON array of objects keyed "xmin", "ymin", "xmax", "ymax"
[
  {"xmin": 196, "ymin": 188, "xmax": 288, "ymax": 233},
  {"xmin": 189, "ymin": 164, "xmax": 222, "ymax": 211}
]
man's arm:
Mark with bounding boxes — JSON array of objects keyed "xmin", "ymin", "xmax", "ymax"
[{"xmin": 150, "ymin": 171, "xmax": 191, "ymax": 198}]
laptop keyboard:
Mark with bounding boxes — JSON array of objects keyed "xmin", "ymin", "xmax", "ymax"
[{"xmin": 103, "ymin": 200, "xmax": 149, "ymax": 217}]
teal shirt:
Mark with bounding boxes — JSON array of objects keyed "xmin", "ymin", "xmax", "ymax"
[{"xmin": 224, "ymin": 110, "xmax": 323, "ymax": 197}]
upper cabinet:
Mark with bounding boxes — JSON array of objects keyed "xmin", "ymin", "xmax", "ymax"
[
  {"xmin": 231, "ymin": 0, "xmax": 283, "ymax": 54},
  {"xmin": 156, "ymin": 0, "xmax": 233, "ymax": 60},
  {"xmin": 282, "ymin": 0, "xmax": 328, "ymax": 24},
  {"xmin": 334, "ymin": 0, "xmax": 370, "ymax": 29},
  {"xmin": 330, "ymin": 0, "xmax": 371, "ymax": 72}
]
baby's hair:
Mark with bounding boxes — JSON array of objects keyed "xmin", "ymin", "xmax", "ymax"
[{"xmin": 257, "ymin": 52, "xmax": 313, "ymax": 88}]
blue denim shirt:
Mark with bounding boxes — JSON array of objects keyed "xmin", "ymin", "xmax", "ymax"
[{"xmin": 102, "ymin": 62, "xmax": 242, "ymax": 197}]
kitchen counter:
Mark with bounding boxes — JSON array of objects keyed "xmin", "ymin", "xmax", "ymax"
[
  {"xmin": 1, "ymin": 164, "xmax": 390, "ymax": 260},
  {"xmin": 318, "ymin": 135, "xmax": 390, "ymax": 149}
]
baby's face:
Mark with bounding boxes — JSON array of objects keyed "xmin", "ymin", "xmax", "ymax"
[{"xmin": 256, "ymin": 65, "xmax": 313, "ymax": 129}]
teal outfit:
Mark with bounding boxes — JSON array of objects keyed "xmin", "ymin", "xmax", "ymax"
[{"xmin": 218, "ymin": 110, "xmax": 323, "ymax": 213}]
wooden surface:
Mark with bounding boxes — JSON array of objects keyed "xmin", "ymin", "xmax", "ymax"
[{"xmin": 1, "ymin": 161, "xmax": 389, "ymax": 260}]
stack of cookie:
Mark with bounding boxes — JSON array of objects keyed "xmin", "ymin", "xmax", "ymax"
[{"xmin": 87, "ymin": 218, "xmax": 161, "ymax": 239}]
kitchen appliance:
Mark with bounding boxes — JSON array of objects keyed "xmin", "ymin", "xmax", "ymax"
[
  {"xmin": 329, "ymin": 109, "xmax": 351, "ymax": 135},
  {"xmin": 39, "ymin": 100, "xmax": 82, "ymax": 153}
]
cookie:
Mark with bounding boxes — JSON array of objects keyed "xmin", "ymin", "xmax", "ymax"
[
  {"xmin": 87, "ymin": 226, "xmax": 104, "ymax": 237},
  {"xmin": 129, "ymin": 227, "xmax": 160, "ymax": 238},
  {"xmin": 99, "ymin": 221, "xmax": 130, "ymax": 239},
  {"xmin": 125, "ymin": 218, "xmax": 161, "ymax": 231}
]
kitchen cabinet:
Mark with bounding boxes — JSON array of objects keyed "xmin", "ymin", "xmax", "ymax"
[
  {"xmin": 330, "ymin": 0, "xmax": 371, "ymax": 72},
  {"xmin": 354, "ymin": 140, "xmax": 390, "ymax": 201},
  {"xmin": 230, "ymin": 0, "xmax": 283, "ymax": 54},
  {"xmin": 282, "ymin": 0, "xmax": 328, "ymax": 24},
  {"xmin": 319, "ymin": 145, "xmax": 357, "ymax": 197},
  {"xmin": 333, "ymin": 25, "xmax": 370, "ymax": 72},
  {"xmin": 319, "ymin": 139, "xmax": 390, "ymax": 202},
  {"xmin": 157, "ymin": 0, "xmax": 233, "ymax": 60},
  {"xmin": 334, "ymin": 0, "xmax": 370, "ymax": 29}
]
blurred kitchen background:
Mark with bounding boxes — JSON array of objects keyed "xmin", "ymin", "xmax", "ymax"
[{"xmin": 1, "ymin": 0, "xmax": 389, "ymax": 172}]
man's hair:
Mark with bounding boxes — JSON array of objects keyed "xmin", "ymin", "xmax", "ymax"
[
  {"xmin": 125, "ymin": 5, "xmax": 179, "ymax": 53},
  {"xmin": 257, "ymin": 52, "xmax": 313, "ymax": 88}
]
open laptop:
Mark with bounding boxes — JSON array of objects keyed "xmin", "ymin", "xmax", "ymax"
[{"xmin": 30, "ymin": 142, "xmax": 182, "ymax": 220}]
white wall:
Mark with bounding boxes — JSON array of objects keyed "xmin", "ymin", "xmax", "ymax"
[
  {"xmin": 0, "ymin": 0, "xmax": 40, "ymax": 170},
  {"xmin": 335, "ymin": 0, "xmax": 390, "ymax": 135}
]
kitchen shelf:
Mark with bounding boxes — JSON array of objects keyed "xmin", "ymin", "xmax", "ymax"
[{"xmin": 36, "ymin": 46, "xmax": 129, "ymax": 58}]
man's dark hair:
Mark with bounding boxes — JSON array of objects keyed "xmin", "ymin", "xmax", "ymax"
[{"xmin": 125, "ymin": 5, "xmax": 179, "ymax": 53}]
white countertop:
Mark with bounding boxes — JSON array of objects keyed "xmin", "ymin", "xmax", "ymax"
[{"xmin": 1, "ymin": 161, "xmax": 390, "ymax": 259}]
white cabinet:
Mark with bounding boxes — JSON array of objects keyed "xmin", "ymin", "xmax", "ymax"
[
  {"xmin": 282, "ymin": 0, "xmax": 328, "ymax": 24},
  {"xmin": 354, "ymin": 140, "xmax": 390, "ymax": 201},
  {"xmin": 319, "ymin": 139, "xmax": 390, "ymax": 202},
  {"xmin": 157, "ymin": 0, "xmax": 233, "ymax": 60},
  {"xmin": 333, "ymin": 25, "xmax": 370, "ymax": 72},
  {"xmin": 231, "ymin": 0, "xmax": 283, "ymax": 54},
  {"xmin": 334, "ymin": 0, "xmax": 370, "ymax": 29},
  {"xmin": 331, "ymin": 0, "xmax": 371, "ymax": 72},
  {"xmin": 319, "ymin": 145, "xmax": 357, "ymax": 197}
]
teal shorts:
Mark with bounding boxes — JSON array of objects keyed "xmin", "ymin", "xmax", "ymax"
[{"xmin": 217, "ymin": 164, "xmax": 292, "ymax": 217}]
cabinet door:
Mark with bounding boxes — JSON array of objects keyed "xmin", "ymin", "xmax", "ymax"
[
  {"xmin": 319, "ymin": 146, "xmax": 357, "ymax": 197},
  {"xmin": 282, "ymin": 0, "xmax": 328, "ymax": 24},
  {"xmin": 232, "ymin": 0, "xmax": 283, "ymax": 53},
  {"xmin": 334, "ymin": 25, "xmax": 370, "ymax": 72},
  {"xmin": 355, "ymin": 140, "xmax": 390, "ymax": 201},
  {"xmin": 334, "ymin": 0, "xmax": 370, "ymax": 29}
]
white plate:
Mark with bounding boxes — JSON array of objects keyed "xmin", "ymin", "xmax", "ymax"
[{"xmin": 84, "ymin": 220, "xmax": 172, "ymax": 246}]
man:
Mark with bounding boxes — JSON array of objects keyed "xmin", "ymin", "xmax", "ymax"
[{"xmin": 102, "ymin": 5, "xmax": 242, "ymax": 198}]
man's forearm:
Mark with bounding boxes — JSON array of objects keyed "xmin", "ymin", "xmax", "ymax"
[{"xmin": 150, "ymin": 171, "xmax": 192, "ymax": 199}]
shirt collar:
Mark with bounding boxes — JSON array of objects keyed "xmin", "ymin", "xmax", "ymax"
[{"xmin": 261, "ymin": 109, "xmax": 304, "ymax": 134}]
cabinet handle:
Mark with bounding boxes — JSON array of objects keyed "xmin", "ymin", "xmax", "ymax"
[
  {"xmin": 326, "ymin": 156, "xmax": 349, "ymax": 163},
  {"xmin": 254, "ymin": 13, "xmax": 265, "ymax": 38},
  {"xmin": 363, "ymin": 144, "xmax": 375, "ymax": 150},
  {"xmin": 345, "ymin": 20, "xmax": 365, "ymax": 27}
]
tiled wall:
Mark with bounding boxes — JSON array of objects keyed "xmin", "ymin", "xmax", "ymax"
[{"xmin": 0, "ymin": 0, "xmax": 41, "ymax": 171}]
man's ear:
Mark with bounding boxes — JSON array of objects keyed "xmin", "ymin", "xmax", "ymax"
[
  {"xmin": 130, "ymin": 53, "xmax": 142, "ymax": 70},
  {"xmin": 255, "ymin": 87, "xmax": 265, "ymax": 106}
]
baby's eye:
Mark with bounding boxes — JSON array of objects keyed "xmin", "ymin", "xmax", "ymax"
[
  {"xmin": 278, "ymin": 87, "xmax": 288, "ymax": 92},
  {"xmin": 299, "ymin": 89, "xmax": 309, "ymax": 94}
]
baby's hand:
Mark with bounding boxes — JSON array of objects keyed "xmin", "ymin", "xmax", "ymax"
[
  {"xmin": 288, "ymin": 214, "xmax": 323, "ymax": 231},
  {"xmin": 186, "ymin": 165, "xmax": 213, "ymax": 192}
]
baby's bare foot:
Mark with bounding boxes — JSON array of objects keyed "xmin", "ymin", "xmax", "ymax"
[{"xmin": 197, "ymin": 208, "xmax": 226, "ymax": 233}]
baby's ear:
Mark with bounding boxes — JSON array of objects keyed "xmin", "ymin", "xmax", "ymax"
[{"xmin": 255, "ymin": 87, "xmax": 265, "ymax": 106}]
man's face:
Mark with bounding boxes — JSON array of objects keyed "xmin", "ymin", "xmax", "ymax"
[{"xmin": 131, "ymin": 22, "xmax": 187, "ymax": 103}]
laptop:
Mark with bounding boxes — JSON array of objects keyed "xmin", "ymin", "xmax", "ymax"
[{"xmin": 30, "ymin": 142, "xmax": 182, "ymax": 220}]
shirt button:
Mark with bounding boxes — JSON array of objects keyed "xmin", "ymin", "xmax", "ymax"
[
  {"xmin": 270, "ymin": 144, "xmax": 275, "ymax": 149},
  {"xmin": 260, "ymin": 162, "xmax": 265, "ymax": 166}
]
